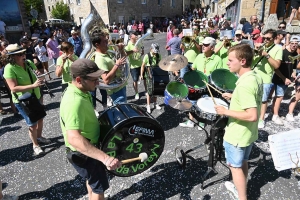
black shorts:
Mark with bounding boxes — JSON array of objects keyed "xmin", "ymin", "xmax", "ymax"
[
  {"xmin": 130, "ymin": 67, "xmax": 141, "ymax": 82},
  {"xmin": 291, "ymin": 0, "xmax": 300, "ymax": 9},
  {"xmin": 71, "ymin": 157, "xmax": 109, "ymax": 194}
]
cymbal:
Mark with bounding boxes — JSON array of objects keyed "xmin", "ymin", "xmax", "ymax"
[
  {"xmin": 159, "ymin": 54, "xmax": 188, "ymax": 71},
  {"xmin": 168, "ymin": 98, "xmax": 192, "ymax": 111}
]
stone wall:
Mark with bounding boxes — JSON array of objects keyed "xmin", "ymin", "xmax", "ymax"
[{"xmin": 240, "ymin": 0, "xmax": 271, "ymax": 22}]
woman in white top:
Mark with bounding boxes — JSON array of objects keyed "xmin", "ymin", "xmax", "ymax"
[
  {"xmin": 35, "ymin": 39, "xmax": 51, "ymax": 80},
  {"xmin": 119, "ymin": 25, "xmax": 125, "ymax": 39}
]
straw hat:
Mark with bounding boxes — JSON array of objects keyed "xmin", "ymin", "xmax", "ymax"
[{"xmin": 6, "ymin": 44, "xmax": 26, "ymax": 55}]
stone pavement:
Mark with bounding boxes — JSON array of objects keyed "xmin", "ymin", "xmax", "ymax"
[{"xmin": 1, "ymin": 33, "xmax": 300, "ymax": 200}]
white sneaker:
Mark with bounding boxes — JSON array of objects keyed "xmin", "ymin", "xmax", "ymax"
[
  {"xmin": 33, "ymin": 146, "xmax": 44, "ymax": 155},
  {"xmin": 107, "ymin": 98, "xmax": 112, "ymax": 106},
  {"xmin": 272, "ymin": 115, "xmax": 284, "ymax": 125},
  {"xmin": 37, "ymin": 137, "xmax": 51, "ymax": 144},
  {"xmin": 155, "ymin": 104, "xmax": 162, "ymax": 110},
  {"xmin": 94, "ymin": 110, "xmax": 99, "ymax": 117},
  {"xmin": 2, "ymin": 194, "xmax": 19, "ymax": 200},
  {"xmin": 286, "ymin": 113, "xmax": 295, "ymax": 122},
  {"xmin": 258, "ymin": 119, "xmax": 265, "ymax": 129},
  {"xmin": 135, "ymin": 93, "xmax": 139, "ymax": 100},
  {"xmin": 224, "ymin": 181, "xmax": 239, "ymax": 200},
  {"xmin": 179, "ymin": 120, "xmax": 194, "ymax": 128},
  {"xmin": 146, "ymin": 105, "xmax": 151, "ymax": 113}
]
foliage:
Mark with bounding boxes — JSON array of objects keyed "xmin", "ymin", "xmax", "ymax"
[
  {"xmin": 51, "ymin": 1, "xmax": 70, "ymax": 21},
  {"xmin": 24, "ymin": 0, "xmax": 44, "ymax": 17}
]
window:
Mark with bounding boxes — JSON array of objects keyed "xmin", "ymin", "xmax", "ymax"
[
  {"xmin": 158, "ymin": 0, "xmax": 161, "ymax": 5},
  {"xmin": 141, "ymin": 0, "xmax": 146, "ymax": 4},
  {"xmin": 170, "ymin": 0, "xmax": 175, "ymax": 7},
  {"xmin": 48, "ymin": 6, "xmax": 51, "ymax": 11},
  {"xmin": 76, "ymin": 0, "xmax": 80, "ymax": 5},
  {"xmin": 117, "ymin": 0, "xmax": 124, "ymax": 3}
]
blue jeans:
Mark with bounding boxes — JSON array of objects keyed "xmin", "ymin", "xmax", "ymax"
[
  {"xmin": 274, "ymin": 84, "xmax": 288, "ymax": 97},
  {"xmin": 90, "ymin": 88, "xmax": 108, "ymax": 108},
  {"xmin": 15, "ymin": 102, "xmax": 41, "ymax": 127},
  {"xmin": 180, "ymin": 62, "xmax": 192, "ymax": 78},
  {"xmin": 110, "ymin": 87, "xmax": 127, "ymax": 105},
  {"xmin": 223, "ymin": 141, "xmax": 253, "ymax": 168},
  {"xmin": 262, "ymin": 83, "xmax": 274, "ymax": 102}
]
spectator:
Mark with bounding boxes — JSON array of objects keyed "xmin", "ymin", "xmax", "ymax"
[
  {"xmin": 241, "ymin": 18, "xmax": 253, "ymax": 39},
  {"xmin": 251, "ymin": 29, "xmax": 263, "ymax": 44},
  {"xmin": 67, "ymin": 30, "xmax": 83, "ymax": 57},
  {"xmin": 46, "ymin": 31, "xmax": 60, "ymax": 64}
]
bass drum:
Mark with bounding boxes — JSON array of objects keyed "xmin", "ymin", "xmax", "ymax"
[{"xmin": 98, "ymin": 103, "xmax": 165, "ymax": 177}]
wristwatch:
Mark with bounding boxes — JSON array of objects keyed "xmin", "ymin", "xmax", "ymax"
[{"xmin": 265, "ymin": 54, "xmax": 270, "ymax": 59}]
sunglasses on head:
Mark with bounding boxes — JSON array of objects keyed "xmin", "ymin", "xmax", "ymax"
[
  {"xmin": 278, "ymin": 26, "xmax": 286, "ymax": 29},
  {"xmin": 15, "ymin": 52, "xmax": 26, "ymax": 57},
  {"xmin": 263, "ymin": 37, "xmax": 272, "ymax": 40}
]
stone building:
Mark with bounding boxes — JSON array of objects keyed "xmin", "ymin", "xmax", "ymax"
[{"xmin": 43, "ymin": 0, "xmax": 184, "ymax": 26}]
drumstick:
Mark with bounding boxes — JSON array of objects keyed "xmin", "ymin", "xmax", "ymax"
[
  {"xmin": 121, "ymin": 152, "xmax": 148, "ymax": 164},
  {"xmin": 204, "ymin": 81, "xmax": 217, "ymax": 105},
  {"xmin": 202, "ymin": 79, "xmax": 223, "ymax": 95}
]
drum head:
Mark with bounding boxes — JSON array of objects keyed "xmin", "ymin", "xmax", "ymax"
[
  {"xmin": 197, "ymin": 97, "xmax": 228, "ymax": 114},
  {"xmin": 98, "ymin": 104, "xmax": 165, "ymax": 177},
  {"xmin": 166, "ymin": 81, "xmax": 189, "ymax": 98},
  {"xmin": 210, "ymin": 69, "xmax": 238, "ymax": 92},
  {"xmin": 183, "ymin": 70, "xmax": 208, "ymax": 89}
]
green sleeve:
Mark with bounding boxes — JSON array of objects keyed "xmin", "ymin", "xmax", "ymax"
[
  {"xmin": 57, "ymin": 56, "xmax": 63, "ymax": 66},
  {"xmin": 95, "ymin": 54, "xmax": 109, "ymax": 71},
  {"xmin": 237, "ymin": 84, "xmax": 258, "ymax": 110},
  {"xmin": 143, "ymin": 54, "xmax": 150, "ymax": 66},
  {"xmin": 63, "ymin": 102, "xmax": 85, "ymax": 130},
  {"xmin": 3, "ymin": 64, "xmax": 16, "ymax": 79},
  {"xmin": 274, "ymin": 48, "xmax": 283, "ymax": 61}
]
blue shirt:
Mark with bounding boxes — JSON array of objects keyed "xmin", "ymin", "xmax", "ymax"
[
  {"xmin": 167, "ymin": 36, "xmax": 182, "ymax": 55},
  {"xmin": 68, "ymin": 36, "xmax": 83, "ymax": 57},
  {"xmin": 242, "ymin": 22, "xmax": 253, "ymax": 34}
]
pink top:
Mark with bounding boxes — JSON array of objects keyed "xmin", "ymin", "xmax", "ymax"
[
  {"xmin": 46, "ymin": 38, "xmax": 60, "ymax": 59},
  {"xmin": 138, "ymin": 23, "xmax": 144, "ymax": 31},
  {"xmin": 166, "ymin": 31, "xmax": 174, "ymax": 50}
]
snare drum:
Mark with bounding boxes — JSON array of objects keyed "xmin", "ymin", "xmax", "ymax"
[
  {"xmin": 164, "ymin": 81, "xmax": 189, "ymax": 105},
  {"xmin": 195, "ymin": 96, "xmax": 229, "ymax": 121},
  {"xmin": 98, "ymin": 103, "xmax": 165, "ymax": 177},
  {"xmin": 210, "ymin": 69, "xmax": 238, "ymax": 94},
  {"xmin": 183, "ymin": 70, "xmax": 208, "ymax": 100}
]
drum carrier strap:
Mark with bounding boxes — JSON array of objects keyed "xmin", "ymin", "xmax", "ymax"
[{"xmin": 251, "ymin": 44, "xmax": 275, "ymax": 70}]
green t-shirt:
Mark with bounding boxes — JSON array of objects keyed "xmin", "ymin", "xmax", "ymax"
[
  {"xmin": 57, "ymin": 55, "xmax": 78, "ymax": 84},
  {"xmin": 143, "ymin": 53, "xmax": 161, "ymax": 67},
  {"xmin": 253, "ymin": 44, "xmax": 283, "ymax": 84},
  {"xmin": 125, "ymin": 41, "xmax": 143, "ymax": 68},
  {"xmin": 60, "ymin": 84, "xmax": 100, "ymax": 151},
  {"xmin": 224, "ymin": 71, "xmax": 263, "ymax": 147},
  {"xmin": 215, "ymin": 41, "xmax": 238, "ymax": 69},
  {"xmin": 191, "ymin": 53, "xmax": 223, "ymax": 76},
  {"xmin": 94, "ymin": 51, "xmax": 125, "ymax": 95},
  {"xmin": 3, "ymin": 60, "xmax": 41, "ymax": 103},
  {"xmin": 184, "ymin": 36, "xmax": 200, "ymax": 63}
]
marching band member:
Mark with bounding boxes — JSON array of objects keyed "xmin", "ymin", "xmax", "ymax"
[
  {"xmin": 91, "ymin": 31, "xmax": 127, "ymax": 104},
  {"xmin": 180, "ymin": 24, "xmax": 202, "ymax": 78},
  {"xmin": 271, "ymin": 37, "xmax": 298, "ymax": 125},
  {"xmin": 179, "ymin": 37, "xmax": 222, "ymax": 129},
  {"xmin": 125, "ymin": 31, "xmax": 144, "ymax": 100},
  {"xmin": 253, "ymin": 29, "xmax": 282, "ymax": 128},
  {"xmin": 215, "ymin": 44, "xmax": 263, "ymax": 200},
  {"xmin": 60, "ymin": 59, "xmax": 121, "ymax": 200},
  {"xmin": 140, "ymin": 43, "xmax": 162, "ymax": 113},
  {"xmin": 214, "ymin": 30, "xmax": 243, "ymax": 69}
]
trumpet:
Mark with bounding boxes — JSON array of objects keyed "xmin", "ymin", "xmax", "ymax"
[
  {"xmin": 181, "ymin": 35, "xmax": 195, "ymax": 48},
  {"xmin": 223, "ymin": 36, "xmax": 231, "ymax": 49},
  {"xmin": 288, "ymin": 54, "xmax": 300, "ymax": 64},
  {"xmin": 254, "ymin": 42, "xmax": 267, "ymax": 56}
]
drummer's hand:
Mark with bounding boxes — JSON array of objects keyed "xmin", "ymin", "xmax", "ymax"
[
  {"xmin": 222, "ymin": 93, "xmax": 232, "ymax": 100},
  {"xmin": 104, "ymin": 156, "xmax": 122, "ymax": 170},
  {"xmin": 215, "ymin": 105, "xmax": 227, "ymax": 115}
]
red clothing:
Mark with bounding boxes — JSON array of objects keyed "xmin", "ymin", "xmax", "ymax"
[
  {"xmin": 113, "ymin": 29, "xmax": 119, "ymax": 33},
  {"xmin": 138, "ymin": 23, "xmax": 144, "ymax": 32},
  {"xmin": 132, "ymin": 24, "xmax": 137, "ymax": 31},
  {"xmin": 253, "ymin": 36, "xmax": 263, "ymax": 44},
  {"xmin": 166, "ymin": 31, "xmax": 174, "ymax": 50}
]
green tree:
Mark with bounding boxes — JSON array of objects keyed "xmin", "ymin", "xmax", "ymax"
[
  {"xmin": 24, "ymin": 0, "xmax": 44, "ymax": 16},
  {"xmin": 51, "ymin": 1, "xmax": 70, "ymax": 21}
]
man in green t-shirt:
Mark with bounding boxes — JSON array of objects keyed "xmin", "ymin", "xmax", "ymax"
[
  {"xmin": 253, "ymin": 29, "xmax": 282, "ymax": 128},
  {"xmin": 91, "ymin": 31, "xmax": 127, "ymax": 105},
  {"xmin": 180, "ymin": 24, "xmax": 202, "ymax": 78},
  {"xmin": 125, "ymin": 31, "xmax": 144, "ymax": 100},
  {"xmin": 180, "ymin": 37, "xmax": 222, "ymax": 129},
  {"xmin": 60, "ymin": 59, "xmax": 121, "ymax": 199},
  {"xmin": 215, "ymin": 44, "xmax": 263, "ymax": 200}
]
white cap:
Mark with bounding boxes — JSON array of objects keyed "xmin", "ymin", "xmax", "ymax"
[
  {"xmin": 169, "ymin": 21, "xmax": 173, "ymax": 24},
  {"xmin": 202, "ymin": 37, "xmax": 216, "ymax": 46},
  {"xmin": 291, "ymin": 35, "xmax": 300, "ymax": 42}
]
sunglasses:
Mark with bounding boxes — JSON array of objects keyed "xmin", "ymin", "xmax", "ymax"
[
  {"xmin": 192, "ymin": 28, "xmax": 199, "ymax": 30},
  {"xmin": 15, "ymin": 52, "xmax": 26, "ymax": 56},
  {"xmin": 263, "ymin": 37, "xmax": 272, "ymax": 40},
  {"xmin": 203, "ymin": 43, "xmax": 210, "ymax": 47},
  {"xmin": 235, "ymin": 34, "xmax": 242, "ymax": 37},
  {"xmin": 278, "ymin": 26, "xmax": 286, "ymax": 29}
]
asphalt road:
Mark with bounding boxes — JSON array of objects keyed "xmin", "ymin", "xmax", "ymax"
[{"xmin": 1, "ymin": 32, "xmax": 300, "ymax": 200}]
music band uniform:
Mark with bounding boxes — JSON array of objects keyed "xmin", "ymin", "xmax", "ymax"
[{"xmin": 191, "ymin": 53, "xmax": 223, "ymax": 75}]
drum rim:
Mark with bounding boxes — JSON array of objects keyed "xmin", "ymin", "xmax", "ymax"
[
  {"xmin": 196, "ymin": 97, "xmax": 228, "ymax": 114},
  {"xmin": 210, "ymin": 69, "xmax": 238, "ymax": 92},
  {"xmin": 165, "ymin": 81, "xmax": 189, "ymax": 98},
  {"xmin": 183, "ymin": 70, "xmax": 208, "ymax": 89}
]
